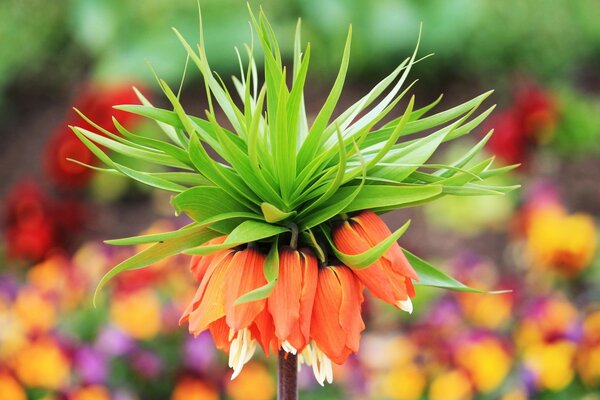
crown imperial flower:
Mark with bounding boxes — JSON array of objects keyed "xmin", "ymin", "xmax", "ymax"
[{"xmin": 73, "ymin": 7, "xmax": 516, "ymax": 389}]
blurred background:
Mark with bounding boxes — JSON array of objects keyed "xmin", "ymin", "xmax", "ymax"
[{"xmin": 2, "ymin": 1, "xmax": 600, "ymax": 399}]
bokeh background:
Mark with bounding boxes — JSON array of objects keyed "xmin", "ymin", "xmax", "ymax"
[{"xmin": 2, "ymin": 1, "xmax": 600, "ymax": 399}]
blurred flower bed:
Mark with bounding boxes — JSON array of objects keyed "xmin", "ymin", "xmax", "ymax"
[
  {"xmin": 1, "ymin": 189, "xmax": 599, "ymax": 399},
  {"xmin": 2, "ymin": 1, "xmax": 600, "ymax": 399}
]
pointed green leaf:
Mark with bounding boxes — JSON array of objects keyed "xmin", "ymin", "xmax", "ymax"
[
  {"xmin": 405, "ymin": 250, "xmax": 511, "ymax": 294},
  {"xmin": 235, "ymin": 241, "xmax": 280, "ymax": 305},
  {"xmin": 94, "ymin": 226, "xmax": 220, "ymax": 305}
]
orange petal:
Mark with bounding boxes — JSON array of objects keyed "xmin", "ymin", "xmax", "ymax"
[
  {"xmin": 189, "ymin": 236, "xmax": 227, "ymax": 281},
  {"xmin": 332, "ymin": 220, "xmax": 373, "ymax": 255},
  {"xmin": 224, "ymin": 248, "xmax": 267, "ymax": 331},
  {"xmin": 352, "ymin": 211, "xmax": 417, "ymax": 280},
  {"xmin": 268, "ymin": 247, "xmax": 303, "ymax": 342},
  {"xmin": 311, "ymin": 267, "xmax": 348, "ymax": 363},
  {"xmin": 187, "ymin": 252, "xmax": 235, "ymax": 333},
  {"xmin": 209, "ymin": 317, "xmax": 231, "ymax": 352},
  {"xmin": 337, "ymin": 266, "xmax": 365, "ymax": 353},
  {"xmin": 251, "ymin": 308, "xmax": 278, "ymax": 356},
  {"xmin": 352, "ymin": 260, "xmax": 410, "ymax": 306},
  {"xmin": 180, "ymin": 249, "xmax": 234, "ymax": 326},
  {"xmin": 296, "ymin": 249, "xmax": 318, "ymax": 348}
]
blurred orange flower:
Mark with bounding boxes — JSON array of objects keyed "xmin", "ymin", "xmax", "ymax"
[
  {"xmin": 0, "ymin": 372, "xmax": 26, "ymax": 400},
  {"xmin": 110, "ymin": 288, "xmax": 161, "ymax": 340},
  {"xmin": 12, "ymin": 338, "xmax": 70, "ymax": 390},
  {"xmin": 525, "ymin": 203, "xmax": 596, "ymax": 276},
  {"xmin": 69, "ymin": 385, "xmax": 111, "ymax": 400},
  {"xmin": 226, "ymin": 362, "xmax": 276, "ymax": 400}
]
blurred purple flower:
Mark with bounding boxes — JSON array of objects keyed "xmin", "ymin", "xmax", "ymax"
[
  {"xmin": 0, "ymin": 274, "xmax": 19, "ymax": 300},
  {"xmin": 75, "ymin": 346, "xmax": 108, "ymax": 384},
  {"xmin": 183, "ymin": 332, "xmax": 216, "ymax": 372},
  {"xmin": 95, "ymin": 326, "xmax": 136, "ymax": 356},
  {"xmin": 130, "ymin": 350, "xmax": 162, "ymax": 379}
]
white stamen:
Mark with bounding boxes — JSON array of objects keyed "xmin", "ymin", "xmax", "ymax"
[
  {"xmin": 281, "ymin": 340, "xmax": 298, "ymax": 355},
  {"xmin": 298, "ymin": 344, "xmax": 313, "ymax": 371},
  {"xmin": 398, "ymin": 298, "xmax": 413, "ymax": 314},
  {"xmin": 310, "ymin": 343, "xmax": 334, "ymax": 386},
  {"xmin": 228, "ymin": 328, "xmax": 257, "ymax": 380}
]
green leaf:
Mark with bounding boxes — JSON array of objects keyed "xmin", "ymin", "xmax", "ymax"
[
  {"xmin": 235, "ymin": 240, "xmax": 280, "ymax": 305},
  {"xmin": 331, "ymin": 185, "xmax": 442, "ymax": 213},
  {"xmin": 261, "ymin": 202, "xmax": 296, "ymax": 223},
  {"xmin": 185, "ymin": 220, "xmax": 288, "ymax": 255},
  {"xmin": 324, "ymin": 220, "xmax": 411, "ymax": 269},
  {"xmin": 73, "ymin": 126, "xmax": 190, "ymax": 170},
  {"xmin": 298, "ymin": 142, "xmax": 366, "ymax": 229},
  {"xmin": 405, "ymin": 250, "xmax": 511, "ymax": 294},
  {"xmin": 105, "ymin": 222, "xmax": 201, "ymax": 246},
  {"xmin": 173, "ymin": 186, "xmax": 254, "ymax": 222},
  {"xmin": 132, "ymin": 86, "xmax": 187, "ymax": 146},
  {"xmin": 297, "ymin": 26, "xmax": 352, "ymax": 169},
  {"xmin": 71, "ymin": 127, "xmax": 188, "ymax": 193},
  {"xmin": 94, "ymin": 226, "xmax": 220, "ymax": 305}
]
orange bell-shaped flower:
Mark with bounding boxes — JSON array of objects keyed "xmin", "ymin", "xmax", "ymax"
[
  {"xmin": 181, "ymin": 246, "xmax": 267, "ymax": 379},
  {"xmin": 268, "ymin": 246, "xmax": 318, "ymax": 353},
  {"xmin": 332, "ymin": 210, "xmax": 418, "ymax": 313},
  {"xmin": 310, "ymin": 265, "xmax": 365, "ymax": 379}
]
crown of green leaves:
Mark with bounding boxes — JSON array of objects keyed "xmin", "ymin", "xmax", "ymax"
[{"xmin": 71, "ymin": 7, "xmax": 517, "ymax": 304}]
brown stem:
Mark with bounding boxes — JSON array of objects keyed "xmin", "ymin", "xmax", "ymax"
[{"xmin": 278, "ymin": 350, "xmax": 298, "ymax": 400}]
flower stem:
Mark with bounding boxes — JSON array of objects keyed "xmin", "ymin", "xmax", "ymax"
[
  {"xmin": 289, "ymin": 222, "xmax": 299, "ymax": 249},
  {"xmin": 278, "ymin": 350, "xmax": 298, "ymax": 400}
]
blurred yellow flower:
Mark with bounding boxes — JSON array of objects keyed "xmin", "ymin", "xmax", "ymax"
[
  {"xmin": 0, "ymin": 372, "xmax": 26, "ymax": 400},
  {"xmin": 523, "ymin": 341, "xmax": 576, "ymax": 391},
  {"xmin": 13, "ymin": 287, "xmax": 56, "ymax": 333},
  {"xmin": 455, "ymin": 337, "xmax": 511, "ymax": 393},
  {"xmin": 526, "ymin": 204, "xmax": 596, "ymax": 276},
  {"xmin": 110, "ymin": 288, "xmax": 161, "ymax": 340},
  {"xmin": 171, "ymin": 377, "xmax": 219, "ymax": 400},
  {"xmin": 515, "ymin": 297, "xmax": 578, "ymax": 348},
  {"xmin": 457, "ymin": 292, "xmax": 512, "ymax": 329},
  {"xmin": 226, "ymin": 362, "xmax": 276, "ymax": 400},
  {"xmin": 429, "ymin": 370, "xmax": 473, "ymax": 400},
  {"xmin": 377, "ymin": 364, "xmax": 426, "ymax": 400},
  {"xmin": 69, "ymin": 385, "xmax": 111, "ymax": 400},
  {"xmin": 12, "ymin": 338, "xmax": 70, "ymax": 390},
  {"xmin": 0, "ymin": 305, "xmax": 26, "ymax": 359}
]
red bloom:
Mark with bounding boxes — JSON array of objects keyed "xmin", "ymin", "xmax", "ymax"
[
  {"xmin": 4, "ymin": 182, "xmax": 56, "ymax": 261},
  {"xmin": 486, "ymin": 82, "xmax": 556, "ymax": 165},
  {"xmin": 44, "ymin": 83, "xmax": 148, "ymax": 190},
  {"xmin": 332, "ymin": 210, "xmax": 418, "ymax": 313}
]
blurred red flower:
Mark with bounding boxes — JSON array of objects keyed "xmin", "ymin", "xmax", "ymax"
[
  {"xmin": 486, "ymin": 83, "xmax": 556, "ymax": 165},
  {"xmin": 3, "ymin": 182, "xmax": 87, "ymax": 261},
  {"xmin": 44, "ymin": 83, "xmax": 147, "ymax": 190},
  {"xmin": 4, "ymin": 182, "xmax": 56, "ymax": 261}
]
